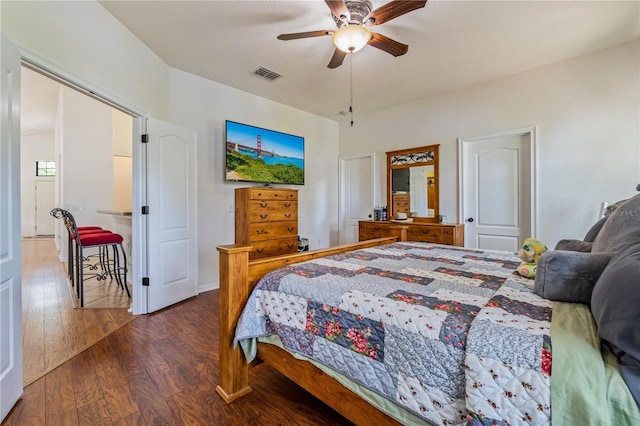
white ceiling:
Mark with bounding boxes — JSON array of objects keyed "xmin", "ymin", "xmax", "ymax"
[{"xmin": 22, "ymin": 1, "xmax": 640, "ymax": 135}]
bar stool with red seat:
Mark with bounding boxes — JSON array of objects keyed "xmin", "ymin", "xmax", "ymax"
[
  {"xmin": 69, "ymin": 227, "xmax": 118, "ymax": 289},
  {"xmin": 50, "ymin": 208, "xmax": 107, "ymax": 287},
  {"xmin": 60, "ymin": 210, "xmax": 129, "ymax": 307}
]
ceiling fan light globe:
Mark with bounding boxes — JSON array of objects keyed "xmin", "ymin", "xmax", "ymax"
[{"xmin": 332, "ymin": 25, "xmax": 371, "ymax": 53}]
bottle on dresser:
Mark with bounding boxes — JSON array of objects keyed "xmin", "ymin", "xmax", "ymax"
[{"xmin": 374, "ymin": 205, "xmax": 383, "ymax": 221}]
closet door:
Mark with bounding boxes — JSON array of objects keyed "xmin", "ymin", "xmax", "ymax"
[
  {"xmin": 339, "ymin": 154, "xmax": 374, "ymax": 244},
  {"xmin": 460, "ymin": 130, "xmax": 534, "ymax": 251}
]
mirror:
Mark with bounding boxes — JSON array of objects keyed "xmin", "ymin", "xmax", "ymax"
[{"xmin": 386, "ymin": 144, "xmax": 439, "ymax": 222}]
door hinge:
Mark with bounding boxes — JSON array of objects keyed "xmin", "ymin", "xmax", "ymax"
[
  {"xmin": 141, "ymin": 134, "xmax": 149, "ymax": 143},
  {"xmin": 142, "ymin": 206, "xmax": 149, "ymax": 215},
  {"xmin": 142, "ymin": 277, "xmax": 150, "ymax": 286}
]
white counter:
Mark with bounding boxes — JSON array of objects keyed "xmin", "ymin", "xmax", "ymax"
[{"xmin": 97, "ymin": 210, "xmax": 132, "ymax": 284}]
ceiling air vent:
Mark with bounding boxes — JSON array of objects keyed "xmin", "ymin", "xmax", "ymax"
[{"xmin": 254, "ymin": 67, "xmax": 282, "ymax": 81}]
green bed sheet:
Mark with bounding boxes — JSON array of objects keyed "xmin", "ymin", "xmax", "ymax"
[{"xmin": 550, "ymin": 301, "xmax": 640, "ymax": 425}]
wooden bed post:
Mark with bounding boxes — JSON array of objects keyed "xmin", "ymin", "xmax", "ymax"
[
  {"xmin": 389, "ymin": 225, "xmax": 409, "ymax": 241},
  {"xmin": 216, "ymin": 244, "xmax": 253, "ymax": 403}
]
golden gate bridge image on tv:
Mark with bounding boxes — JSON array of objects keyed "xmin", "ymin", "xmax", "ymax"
[{"xmin": 226, "ymin": 135, "xmax": 279, "ymax": 158}]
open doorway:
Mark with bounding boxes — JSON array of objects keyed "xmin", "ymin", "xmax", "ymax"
[
  {"xmin": 4, "ymin": 43, "xmax": 199, "ymax": 407},
  {"xmin": 20, "ymin": 66, "xmax": 135, "ymax": 385}
]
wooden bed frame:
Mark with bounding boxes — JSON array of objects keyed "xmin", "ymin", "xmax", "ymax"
[{"xmin": 216, "ymin": 226, "xmax": 409, "ymax": 425}]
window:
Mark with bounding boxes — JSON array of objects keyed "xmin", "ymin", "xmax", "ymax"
[{"xmin": 36, "ymin": 161, "xmax": 56, "ymax": 177}]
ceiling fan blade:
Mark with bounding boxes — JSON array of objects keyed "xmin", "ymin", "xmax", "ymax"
[
  {"xmin": 277, "ymin": 30, "xmax": 332, "ymax": 41},
  {"xmin": 365, "ymin": 0, "xmax": 427, "ymax": 26},
  {"xmin": 368, "ymin": 32, "xmax": 408, "ymax": 57},
  {"xmin": 325, "ymin": 0, "xmax": 349, "ymax": 21},
  {"xmin": 327, "ymin": 48, "xmax": 347, "ymax": 69}
]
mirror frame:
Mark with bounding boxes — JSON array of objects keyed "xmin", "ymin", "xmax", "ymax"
[{"xmin": 386, "ymin": 144, "xmax": 439, "ymax": 223}]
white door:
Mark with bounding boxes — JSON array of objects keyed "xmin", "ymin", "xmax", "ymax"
[
  {"xmin": 339, "ymin": 154, "xmax": 374, "ymax": 244},
  {"xmin": 146, "ymin": 118, "xmax": 198, "ymax": 313},
  {"xmin": 1, "ymin": 34, "xmax": 24, "ymax": 422},
  {"xmin": 460, "ymin": 129, "xmax": 534, "ymax": 251},
  {"xmin": 35, "ymin": 180, "xmax": 55, "ymax": 235}
]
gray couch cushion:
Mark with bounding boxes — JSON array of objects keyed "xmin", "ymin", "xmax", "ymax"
[
  {"xmin": 554, "ymin": 239, "xmax": 593, "ymax": 252},
  {"xmin": 583, "ymin": 216, "xmax": 608, "ymax": 242},
  {"xmin": 534, "ymin": 251, "xmax": 612, "ymax": 304},
  {"xmin": 592, "ymin": 193, "xmax": 640, "ymax": 253},
  {"xmin": 591, "ymin": 243, "xmax": 640, "ymax": 406},
  {"xmin": 604, "ymin": 198, "xmax": 630, "ymax": 217}
]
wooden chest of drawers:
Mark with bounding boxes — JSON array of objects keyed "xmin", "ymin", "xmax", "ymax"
[
  {"xmin": 392, "ymin": 193, "xmax": 410, "ymax": 214},
  {"xmin": 235, "ymin": 188, "xmax": 298, "ymax": 259},
  {"xmin": 359, "ymin": 221, "xmax": 393, "ymax": 241},
  {"xmin": 359, "ymin": 220, "xmax": 464, "ymax": 246}
]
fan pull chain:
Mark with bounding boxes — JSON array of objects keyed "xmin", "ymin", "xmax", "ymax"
[{"xmin": 349, "ymin": 54, "xmax": 354, "ymax": 127}]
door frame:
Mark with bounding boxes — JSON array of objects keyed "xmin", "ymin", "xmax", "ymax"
[
  {"xmin": 338, "ymin": 153, "xmax": 375, "ymax": 244},
  {"xmin": 20, "ymin": 50, "xmax": 149, "ymax": 314},
  {"xmin": 457, "ymin": 126, "xmax": 538, "ymax": 246}
]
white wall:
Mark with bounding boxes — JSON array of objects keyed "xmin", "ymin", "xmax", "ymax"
[
  {"xmin": 113, "ymin": 109, "xmax": 133, "ymax": 211},
  {"xmin": 169, "ymin": 68, "xmax": 340, "ymax": 291},
  {"xmin": 4, "ymin": 0, "xmax": 638, "ymax": 290},
  {"xmin": 339, "ymin": 41, "xmax": 640, "ymax": 248},
  {"xmin": 113, "ymin": 109, "xmax": 133, "ymax": 156},
  {"xmin": 20, "ymin": 131, "xmax": 55, "ymax": 237},
  {"xmin": 60, "ymin": 86, "xmax": 114, "ymax": 231},
  {"xmin": 1, "ymin": 0, "xmax": 169, "ymax": 119}
]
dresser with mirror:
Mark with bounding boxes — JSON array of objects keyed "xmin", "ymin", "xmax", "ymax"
[{"xmin": 359, "ymin": 144, "xmax": 464, "ymax": 246}]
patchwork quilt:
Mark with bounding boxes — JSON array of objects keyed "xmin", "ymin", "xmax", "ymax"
[{"xmin": 234, "ymin": 242, "xmax": 552, "ymax": 425}]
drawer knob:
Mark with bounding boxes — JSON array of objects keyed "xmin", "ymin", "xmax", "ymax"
[
  {"xmin": 256, "ymin": 230, "xmax": 266, "ymax": 234},
  {"xmin": 260, "ymin": 214, "xmax": 268, "ymax": 219},
  {"xmin": 260, "ymin": 202, "xmax": 268, "ymax": 207},
  {"xmin": 284, "ymin": 214, "xmax": 291, "ymax": 218},
  {"xmin": 288, "ymin": 227, "xmax": 294, "ymax": 232},
  {"xmin": 284, "ymin": 203, "xmax": 291, "ymax": 207},
  {"xmin": 287, "ymin": 244, "xmax": 294, "ymax": 249},
  {"xmin": 256, "ymin": 248, "xmax": 264, "ymax": 253}
]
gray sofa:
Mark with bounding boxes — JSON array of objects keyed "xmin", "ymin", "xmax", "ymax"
[{"xmin": 534, "ymin": 190, "xmax": 640, "ymax": 406}]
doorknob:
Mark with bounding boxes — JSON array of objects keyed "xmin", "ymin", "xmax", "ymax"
[{"xmin": 467, "ymin": 217, "xmax": 474, "ymax": 223}]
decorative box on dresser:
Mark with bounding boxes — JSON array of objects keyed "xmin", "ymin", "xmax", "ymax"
[
  {"xmin": 235, "ymin": 187, "xmax": 298, "ymax": 259},
  {"xmin": 359, "ymin": 220, "xmax": 464, "ymax": 246}
]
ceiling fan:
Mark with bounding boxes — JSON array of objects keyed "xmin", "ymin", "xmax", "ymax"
[{"xmin": 277, "ymin": 0, "xmax": 427, "ymax": 69}]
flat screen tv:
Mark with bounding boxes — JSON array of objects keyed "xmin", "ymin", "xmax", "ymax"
[{"xmin": 225, "ymin": 120, "xmax": 305, "ymax": 185}]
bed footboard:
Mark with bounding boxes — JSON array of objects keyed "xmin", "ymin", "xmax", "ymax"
[{"xmin": 216, "ymin": 230, "xmax": 408, "ymax": 408}]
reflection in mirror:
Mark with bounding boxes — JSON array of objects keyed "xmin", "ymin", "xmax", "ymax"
[
  {"xmin": 387, "ymin": 145, "xmax": 439, "ymax": 222},
  {"xmin": 391, "ymin": 166, "xmax": 435, "ymax": 217}
]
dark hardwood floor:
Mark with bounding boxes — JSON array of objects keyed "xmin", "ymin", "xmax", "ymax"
[{"xmin": 3, "ymin": 290, "xmax": 354, "ymax": 425}]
